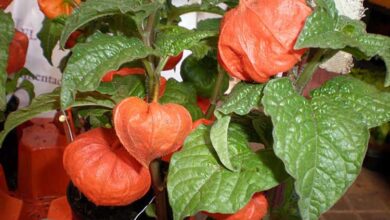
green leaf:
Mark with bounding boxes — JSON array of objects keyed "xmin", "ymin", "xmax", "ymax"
[
  {"xmin": 97, "ymin": 74, "xmax": 146, "ymax": 103},
  {"xmin": 217, "ymin": 82, "xmax": 265, "ymax": 115},
  {"xmin": 350, "ymin": 68, "xmax": 390, "ymax": 92},
  {"xmin": 252, "ymin": 113, "xmax": 273, "ymax": 149},
  {"xmin": 18, "ymin": 80, "xmax": 35, "ymax": 103},
  {"xmin": 145, "ymin": 204, "xmax": 156, "ymax": 218},
  {"xmin": 180, "ymin": 54, "xmax": 229, "ymax": 98},
  {"xmin": 106, "ymin": 14, "xmax": 140, "ymax": 38},
  {"xmin": 60, "ymin": 34, "xmax": 153, "ymax": 109},
  {"xmin": 188, "ymin": 42, "xmax": 211, "ymax": 60},
  {"xmin": 197, "ymin": 18, "xmax": 221, "ymax": 32},
  {"xmin": 262, "ymin": 77, "xmax": 390, "ymax": 220},
  {"xmin": 6, "ymin": 68, "xmax": 36, "ymax": 95},
  {"xmin": 210, "ymin": 115, "xmax": 235, "ymax": 171},
  {"xmin": 310, "ymin": 76, "xmax": 390, "ymax": 129},
  {"xmin": 155, "ymin": 26, "xmax": 217, "ymax": 56},
  {"xmin": 159, "ymin": 79, "xmax": 203, "ymax": 120},
  {"xmin": 168, "ymin": 125, "xmax": 287, "ymax": 219},
  {"xmin": 38, "ymin": 17, "xmax": 65, "ymax": 65},
  {"xmin": 0, "ymin": 11, "xmax": 15, "ymax": 111},
  {"xmin": 0, "ymin": 89, "xmax": 115, "ymax": 146},
  {"xmin": 0, "ymin": 90, "xmax": 60, "ymax": 146},
  {"xmin": 59, "ymin": 0, "xmax": 161, "ymax": 47},
  {"xmin": 73, "ymin": 92, "xmax": 115, "ymax": 109},
  {"xmin": 295, "ymin": 0, "xmax": 390, "ymax": 86},
  {"xmin": 167, "ymin": 4, "xmax": 225, "ymax": 23}
]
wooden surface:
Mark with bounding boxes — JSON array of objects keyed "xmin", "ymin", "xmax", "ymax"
[{"xmin": 369, "ymin": 0, "xmax": 390, "ymax": 9}]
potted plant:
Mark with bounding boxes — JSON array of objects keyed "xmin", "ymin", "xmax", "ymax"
[{"xmin": 0, "ymin": 0, "xmax": 389, "ymax": 219}]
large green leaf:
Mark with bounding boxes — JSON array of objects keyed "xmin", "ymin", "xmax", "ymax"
[
  {"xmin": 262, "ymin": 77, "xmax": 390, "ymax": 220},
  {"xmin": 155, "ymin": 26, "xmax": 217, "ymax": 56},
  {"xmin": 60, "ymin": 34, "xmax": 153, "ymax": 109},
  {"xmin": 210, "ymin": 115, "xmax": 234, "ymax": 170},
  {"xmin": 97, "ymin": 74, "xmax": 146, "ymax": 103},
  {"xmin": 0, "ymin": 11, "xmax": 15, "ymax": 111},
  {"xmin": 217, "ymin": 82, "xmax": 265, "ymax": 116},
  {"xmin": 159, "ymin": 79, "xmax": 203, "ymax": 120},
  {"xmin": 168, "ymin": 125, "xmax": 287, "ymax": 220},
  {"xmin": 210, "ymin": 82, "xmax": 265, "ymax": 171},
  {"xmin": 38, "ymin": 17, "xmax": 65, "ymax": 65},
  {"xmin": 295, "ymin": 0, "xmax": 390, "ymax": 86},
  {"xmin": 0, "ymin": 89, "xmax": 115, "ymax": 146},
  {"xmin": 311, "ymin": 76, "xmax": 390, "ymax": 128},
  {"xmin": 59, "ymin": 0, "xmax": 161, "ymax": 47}
]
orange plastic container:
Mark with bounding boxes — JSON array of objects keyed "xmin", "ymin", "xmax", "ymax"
[
  {"xmin": 47, "ymin": 196, "xmax": 73, "ymax": 220},
  {"xmin": 0, "ymin": 189, "xmax": 23, "ymax": 220},
  {"xmin": 17, "ymin": 121, "xmax": 69, "ymax": 199},
  {"xmin": 0, "ymin": 164, "xmax": 7, "ymax": 192}
]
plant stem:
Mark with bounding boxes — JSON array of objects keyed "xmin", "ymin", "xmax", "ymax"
[
  {"xmin": 152, "ymin": 57, "xmax": 169, "ymax": 102},
  {"xmin": 142, "ymin": 8, "xmax": 168, "ymax": 220},
  {"xmin": 141, "ymin": 6, "xmax": 158, "ymax": 102},
  {"xmin": 205, "ymin": 67, "xmax": 225, "ymax": 119},
  {"xmin": 294, "ymin": 49, "xmax": 336, "ymax": 94},
  {"xmin": 150, "ymin": 160, "xmax": 168, "ymax": 220}
]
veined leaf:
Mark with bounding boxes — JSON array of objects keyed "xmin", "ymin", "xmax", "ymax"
[
  {"xmin": 295, "ymin": 0, "xmax": 390, "ymax": 86},
  {"xmin": 160, "ymin": 79, "xmax": 203, "ymax": 120},
  {"xmin": 197, "ymin": 18, "xmax": 221, "ymax": 32},
  {"xmin": 155, "ymin": 26, "xmax": 217, "ymax": 57},
  {"xmin": 167, "ymin": 4, "xmax": 225, "ymax": 23},
  {"xmin": 0, "ymin": 11, "xmax": 15, "ymax": 111},
  {"xmin": 311, "ymin": 76, "xmax": 390, "ymax": 128},
  {"xmin": 210, "ymin": 82, "xmax": 265, "ymax": 171},
  {"xmin": 217, "ymin": 82, "xmax": 265, "ymax": 116},
  {"xmin": 38, "ymin": 17, "xmax": 65, "ymax": 65},
  {"xmin": 97, "ymin": 74, "xmax": 146, "ymax": 103},
  {"xmin": 60, "ymin": 34, "xmax": 153, "ymax": 109},
  {"xmin": 168, "ymin": 125, "xmax": 287, "ymax": 220},
  {"xmin": 210, "ymin": 115, "xmax": 234, "ymax": 170},
  {"xmin": 59, "ymin": 0, "xmax": 161, "ymax": 47},
  {"xmin": 0, "ymin": 89, "xmax": 115, "ymax": 146},
  {"xmin": 262, "ymin": 77, "xmax": 390, "ymax": 220}
]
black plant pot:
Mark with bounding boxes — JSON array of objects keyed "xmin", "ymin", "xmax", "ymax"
[{"xmin": 66, "ymin": 181, "xmax": 155, "ymax": 220}]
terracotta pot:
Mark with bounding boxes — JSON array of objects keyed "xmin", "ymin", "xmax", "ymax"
[{"xmin": 17, "ymin": 121, "xmax": 69, "ymax": 198}]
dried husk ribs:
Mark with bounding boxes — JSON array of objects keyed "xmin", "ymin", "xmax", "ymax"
[
  {"xmin": 218, "ymin": 0, "xmax": 311, "ymax": 83},
  {"xmin": 113, "ymin": 97, "xmax": 193, "ymax": 167},
  {"xmin": 63, "ymin": 128, "xmax": 151, "ymax": 206}
]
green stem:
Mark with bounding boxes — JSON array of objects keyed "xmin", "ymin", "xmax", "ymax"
[
  {"xmin": 205, "ymin": 67, "xmax": 225, "ymax": 119},
  {"xmin": 142, "ymin": 9, "xmax": 157, "ymax": 102},
  {"xmin": 294, "ymin": 49, "xmax": 335, "ymax": 94},
  {"xmin": 150, "ymin": 160, "xmax": 168, "ymax": 220},
  {"xmin": 152, "ymin": 57, "xmax": 169, "ymax": 102},
  {"xmin": 142, "ymin": 8, "xmax": 169, "ymax": 220}
]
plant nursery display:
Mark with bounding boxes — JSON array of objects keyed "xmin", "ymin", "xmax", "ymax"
[{"xmin": 0, "ymin": 0, "xmax": 389, "ymax": 219}]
